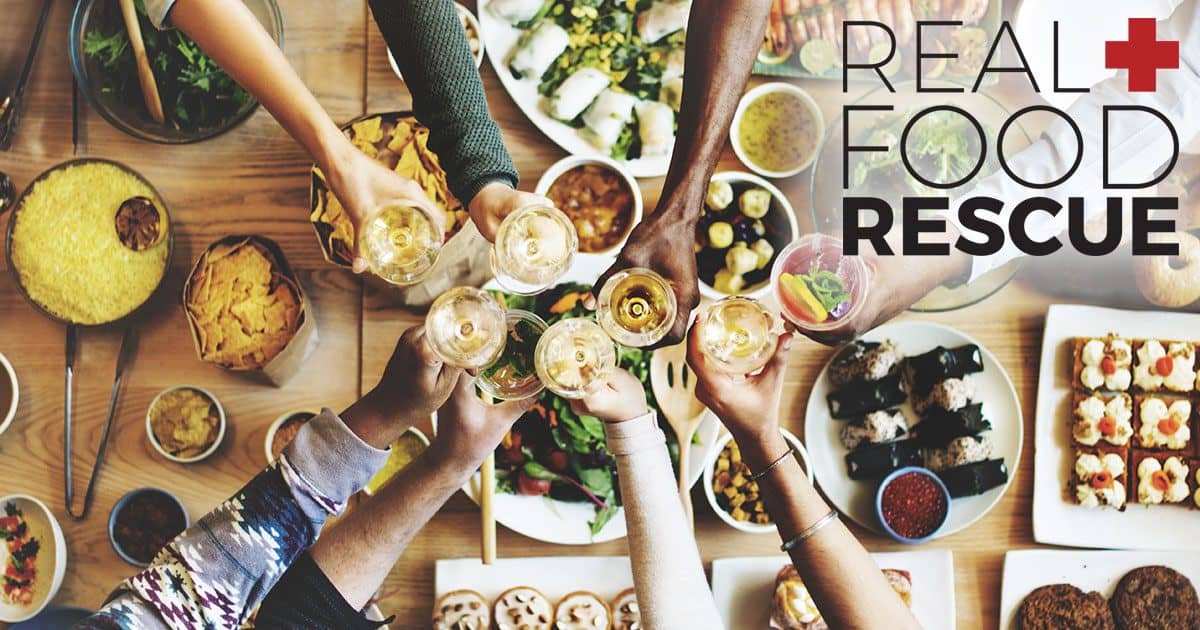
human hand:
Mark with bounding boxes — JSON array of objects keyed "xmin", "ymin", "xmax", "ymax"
[
  {"xmin": 687, "ymin": 314, "xmax": 793, "ymax": 443},
  {"xmin": 590, "ymin": 212, "xmax": 700, "ymax": 348},
  {"xmin": 796, "ymin": 230, "xmax": 970, "ymax": 347},
  {"xmin": 568, "ymin": 368, "xmax": 649, "ymax": 424},
  {"xmin": 468, "ymin": 181, "xmax": 553, "ymax": 242},
  {"xmin": 322, "ymin": 146, "xmax": 447, "ymax": 273},
  {"xmin": 433, "ymin": 373, "xmax": 537, "ymax": 465}
]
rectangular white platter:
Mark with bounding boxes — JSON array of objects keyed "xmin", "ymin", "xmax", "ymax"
[{"xmin": 434, "ymin": 556, "xmax": 634, "ymax": 612}]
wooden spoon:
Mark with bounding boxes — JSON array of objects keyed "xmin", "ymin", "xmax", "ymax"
[
  {"xmin": 118, "ymin": 0, "xmax": 165, "ymax": 124},
  {"xmin": 650, "ymin": 341, "xmax": 708, "ymax": 524}
]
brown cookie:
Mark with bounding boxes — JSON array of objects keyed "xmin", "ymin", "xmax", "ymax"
[
  {"xmin": 1017, "ymin": 584, "xmax": 1114, "ymax": 630},
  {"xmin": 1110, "ymin": 565, "xmax": 1200, "ymax": 630}
]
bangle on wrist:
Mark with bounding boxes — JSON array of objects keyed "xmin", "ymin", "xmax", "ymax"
[
  {"xmin": 748, "ymin": 443, "xmax": 796, "ymax": 482},
  {"xmin": 781, "ymin": 509, "xmax": 839, "ymax": 552}
]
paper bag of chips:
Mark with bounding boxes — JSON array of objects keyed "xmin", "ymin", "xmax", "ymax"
[
  {"xmin": 309, "ymin": 112, "xmax": 489, "ymax": 307},
  {"xmin": 182, "ymin": 235, "xmax": 318, "ymax": 386}
]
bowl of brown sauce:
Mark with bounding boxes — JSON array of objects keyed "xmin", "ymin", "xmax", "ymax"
[{"xmin": 536, "ymin": 156, "xmax": 643, "ymax": 256}]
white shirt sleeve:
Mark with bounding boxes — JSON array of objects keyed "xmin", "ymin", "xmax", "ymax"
[
  {"xmin": 142, "ymin": 0, "xmax": 177, "ymax": 29},
  {"xmin": 603, "ymin": 411, "xmax": 723, "ymax": 630},
  {"xmin": 949, "ymin": 0, "xmax": 1200, "ymax": 283}
]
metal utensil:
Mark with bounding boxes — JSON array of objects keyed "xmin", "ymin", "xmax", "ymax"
[
  {"xmin": 0, "ymin": 0, "xmax": 54, "ymax": 150},
  {"xmin": 65, "ymin": 326, "xmax": 137, "ymax": 520},
  {"xmin": 649, "ymin": 341, "xmax": 708, "ymax": 525},
  {"xmin": 63, "ymin": 325, "xmax": 77, "ymax": 513}
]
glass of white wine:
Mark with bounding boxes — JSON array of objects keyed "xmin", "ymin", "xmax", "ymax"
[
  {"xmin": 490, "ymin": 204, "xmax": 578, "ymax": 295},
  {"xmin": 535, "ymin": 318, "xmax": 616, "ymax": 399},
  {"xmin": 477, "ymin": 310, "xmax": 547, "ymax": 401},
  {"xmin": 358, "ymin": 202, "xmax": 444, "ymax": 286},
  {"xmin": 425, "ymin": 287, "xmax": 508, "ymax": 369},
  {"xmin": 696, "ymin": 297, "xmax": 779, "ymax": 375},
  {"xmin": 596, "ymin": 267, "xmax": 677, "ymax": 348}
]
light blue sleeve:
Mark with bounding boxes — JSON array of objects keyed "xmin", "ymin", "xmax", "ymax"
[{"xmin": 143, "ymin": 0, "xmax": 177, "ymax": 29}]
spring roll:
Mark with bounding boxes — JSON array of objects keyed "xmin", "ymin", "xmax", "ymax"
[
  {"xmin": 659, "ymin": 76, "xmax": 683, "ymax": 112},
  {"xmin": 637, "ymin": 0, "xmax": 692, "ymax": 43},
  {"xmin": 582, "ymin": 88, "xmax": 638, "ymax": 149},
  {"xmin": 488, "ymin": 0, "xmax": 545, "ymax": 25},
  {"xmin": 635, "ymin": 100, "xmax": 675, "ymax": 157},
  {"xmin": 546, "ymin": 68, "xmax": 611, "ymax": 121},
  {"xmin": 508, "ymin": 21, "xmax": 570, "ymax": 80}
]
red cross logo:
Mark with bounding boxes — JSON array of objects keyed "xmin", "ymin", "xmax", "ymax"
[{"xmin": 1105, "ymin": 17, "xmax": 1179, "ymax": 92}]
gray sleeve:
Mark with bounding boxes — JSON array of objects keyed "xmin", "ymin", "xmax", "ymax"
[{"xmin": 142, "ymin": 0, "xmax": 177, "ymax": 29}]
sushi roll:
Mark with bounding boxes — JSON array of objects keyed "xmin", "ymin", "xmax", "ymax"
[
  {"xmin": 635, "ymin": 100, "xmax": 675, "ymax": 157},
  {"xmin": 937, "ymin": 458, "xmax": 1009, "ymax": 498},
  {"xmin": 826, "ymin": 373, "xmax": 906, "ymax": 419},
  {"xmin": 829, "ymin": 339, "xmax": 901, "ymax": 387},
  {"xmin": 582, "ymin": 89, "xmax": 639, "ymax": 149},
  {"xmin": 839, "ymin": 409, "xmax": 908, "ymax": 450},
  {"xmin": 508, "ymin": 21, "xmax": 570, "ymax": 80},
  {"xmin": 909, "ymin": 403, "xmax": 991, "ymax": 448},
  {"xmin": 910, "ymin": 376, "xmax": 976, "ymax": 416},
  {"xmin": 637, "ymin": 0, "xmax": 692, "ymax": 43},
  {"xmin": 546, "ymin": 68, "xmax": 610, "ymax": 121},
  {"xmin": 924, "ymin": 435, "xmax": 994, "ymax": 472},
  {"xmin": 844, "ymin": 440, "xmax": 922, "ymax": 480},
  {"xmin": 902, "ymin": 344, "xmax": 983, "ymax": 396}
]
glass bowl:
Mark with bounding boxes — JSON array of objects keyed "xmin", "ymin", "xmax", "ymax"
[
  {"xmin": 68, "ymin": 0, "xmax": 282, "ymax": 144},
  {"xmin": 808, "ymin": 80, "xmax": 1033, "ymax": 312}
]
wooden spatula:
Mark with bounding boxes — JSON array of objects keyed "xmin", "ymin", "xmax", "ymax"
[
  {"xmin": 650, "ymin": 341, "xmax": 708, "ymax": 524},
  {"xmin": 118, "ymin": 0, "xmax": 165, "ymax": 124}
]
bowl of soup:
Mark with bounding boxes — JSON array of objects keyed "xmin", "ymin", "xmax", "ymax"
[
  {"xmin": 536, "ymin": 156, "xmax": 643, "ymax": 256},
  {"xmin": 730, "ymin": 83, "xmax": 824, "ymax": 179}
]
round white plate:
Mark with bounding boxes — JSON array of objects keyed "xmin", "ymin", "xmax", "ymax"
[
  {"xmin": 804, "ymin": 321, "xmax": 1022, "ymax": 539},
  {"xmin": 476, "ymin": 0, "xmax": 672, "ymax": 178},
  {"xmin": 447, "ymin": 256, "xmax": 720, "ymax": 545}
]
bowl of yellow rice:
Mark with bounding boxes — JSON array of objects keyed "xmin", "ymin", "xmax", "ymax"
[{"xmin": 5, "ymin": 159, "xmax": 173, "ymax": 326}]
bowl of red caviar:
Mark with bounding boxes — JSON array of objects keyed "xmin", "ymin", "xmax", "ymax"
[{"xmin": 875, "ymin": 467, "xmax": 951, "ymax": 544}]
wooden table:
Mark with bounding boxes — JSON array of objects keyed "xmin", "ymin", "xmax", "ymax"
[{"xmin": 0, "ymin": 1, "xmax": 1097, "ymax": 628}]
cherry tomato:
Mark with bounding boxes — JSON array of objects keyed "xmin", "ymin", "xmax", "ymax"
[
  {"xmin": 545, "ymin": 450, "xmax": 569, "ymax": 472},
  {"xmin": 1100, "ymin": 355, "xmax": 1116, "ymax": 375},
  {"xmin": 499, "ymin": 444, "xmax": 526, "ymax": 467},
  {"xmin": 1156, "ymin": 356, "xmax": 1174, "ymax": 377},
  {"xmin": 1097, "ymin": 416, "xmax": 1117, "ymax": 437},
  {"xmin": 516, "ymin": 471, "xmax": 551, "ymax": 496}
]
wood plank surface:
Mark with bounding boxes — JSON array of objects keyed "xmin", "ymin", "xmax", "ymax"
[{"xmin": 0, "ymin": 1, "xmax": 1099, "ymax": 629}]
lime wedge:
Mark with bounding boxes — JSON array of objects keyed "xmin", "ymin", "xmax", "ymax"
[
  {"xmin": 800, "ymin": 39, "xmax": 836, "ymax": 76},
  {"xmin": 869, "ymin": 43, "xmax": 903, "ymax": 78}
]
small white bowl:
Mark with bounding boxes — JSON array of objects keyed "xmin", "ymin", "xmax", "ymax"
[
  {"xmin": 263, "ymin": 410, "xmax": 320, "ymax": 464},
  {"xmin": 145, "ymin": 386, "xmax": 226, "ymax": 464},
  {"xmin": 0, "ymin": 495, "xmax": 67, "ymax": 623},
  {"xmin": 362, "ymin": 426, "xmax": 431, "ymax": 496},
  {"xmin": 697, "ymin": 171, "xmax": 799, "ymax": 301},
  {"xmin": 703, "ymin": 428, "xmax": 812, "ymax": 534},
  {"xmin": 388, "ymin": 2, "xmax": 484, "ymax": 82},
  {"xmin": 0, "ymin": 351, "xmax": 17, "ymax": 438},
  {"xmin": 730, "ymin": 82, "xmax": 825, "ymax": 179},
  {"xmin": 534, "ymin": 154, "xmax": 645, "ymax": 257}
]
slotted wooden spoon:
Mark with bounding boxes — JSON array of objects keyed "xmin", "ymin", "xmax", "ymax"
[{"xmin": 650, "ymin": 341, "xmax": 708, "ymax": 524}]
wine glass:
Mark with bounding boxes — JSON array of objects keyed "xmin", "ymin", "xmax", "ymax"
[
  {"xmin": 358, "ymin": 202, "xmax": 444, "ymax": 286},
  {"xmin": 425, "ymin": 287, "xmax": 507, "ymax": 369},
  {"xmin": 490, "ymin": 204, "xmax": 578, "ymax": 295},
  {"xmin": 477, "ymin": 310, "xmax": 548, "ymax": 401},
  {"xmin": 596, "ymin": 267, "xmax": 677, "ymax": 348},
  {"xmin": 535, "ymin": 318, "xmax": 616, "ymax": 399},
  {"xmin": 696, "ymin": 297, "xmax": 779, "ymax": 375}
]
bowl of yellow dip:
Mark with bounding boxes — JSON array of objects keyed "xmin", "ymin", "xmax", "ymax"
[
  {"xmin": 362, "ymin": 427, "xmax": 430, "ymax": 496},
  {"xmin": 730, "ymin": 83, "xmax": 824, "ymax": 179}
]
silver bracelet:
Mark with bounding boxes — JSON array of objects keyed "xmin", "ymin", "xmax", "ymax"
[
  {"xmin": 748, "ymin": 444, "xmax": 797, "ymax": 482},
  {"xmin": 781, "ymin": 509, "xmax": 839, "ymax": 552}
]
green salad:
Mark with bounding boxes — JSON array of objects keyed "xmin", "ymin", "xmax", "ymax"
[
  {"xmin": 491, "ymin": 283, "xmax": 682, "ymax": 536},
  {"xmin": 851, "ymin": 109, "xmax": 996, "ymax": 198},
  {"xmin": 83, "ymin": 0, "xmax": 252, "ymax": 131}
]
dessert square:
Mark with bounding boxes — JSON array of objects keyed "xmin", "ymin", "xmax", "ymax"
[
  {"xmin": 1190, "ymin": 458, "xmax": 1200, "ymax": 510},
  {"xmin": 1073, "ymin": 335, "xmax": 1132, "ymax": 392},
  {"xmin": 1131, "ymin": 450, "xmax": 1191, "ymax": 506},
  {"xmin": 1071, "ymin": 392, "xmax": 1134, "ymax": 448},
  {"xmin": 1133, "ymin": 394, "xmax": 1192, "ymax": 451},
  {"xmin": 1133, "ymin": 339, "xmax": 1197, "ymax": 393},
  {"xmin": 1071, "ymin": 445, "xmax": 1129, "ymax": 510}
]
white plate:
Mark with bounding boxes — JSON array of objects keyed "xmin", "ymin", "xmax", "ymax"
[
  {"xmin": 710, "ymin": 551, "xmax": 956, "ymax": 630},
  {"xmin": 435, "ymin": 556, "xmax": 634, "ymax": 606},
  {"xmin": 804, "ymin": 321, "xmax": 1022, "ymax": 538},
  {"xmin": 463, "ymin": 256, "xmax": 720, "ymax": 545},
  {"xmin": 1032, "ymin": 304, "xmax": 1200, "ymax": 550},
  {"xmin": 1012, "ymin": 0, "xmax": 1178, "ymax": 111},
  {"xmin": 999, "ymin": 549, "xmax": 1200, "ymax": 629},
  {"xmin": 476, "ymin": 1, "xmax": 672, "ymax": 178}
]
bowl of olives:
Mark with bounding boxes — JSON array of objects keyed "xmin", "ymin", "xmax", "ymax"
[{"xmin": 695, "ymin": 171, "xmax": 798, "ymax": 300}]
